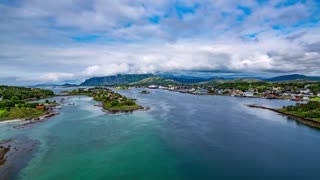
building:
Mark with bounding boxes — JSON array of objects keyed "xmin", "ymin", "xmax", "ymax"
[
  {"xmin": 291, "ymin": 95, "xmax": 301, "ymax": 101},
  {"xmin": 188, "ymin": 88, "xmax": 196, "ymax": 93},
  {"xmin": 317, "ymin": 92, "xmax": 320, "ymax": 97},
  {"xmin": 232, "ymin": 90, "xmax": 244, "ymax": 97},
  {"xmin": 244, "ymin": 90, "xmax": 255, "ymax": 97},
  {"xmin": 36, "ymin": 105, "xmax": 46, "ymax": 110},
  {"xmin": 300, "ymin": 89, "xmax": 311, "ymax": 94},
  {"xmin": 0, "ymin": 96, "xmax": 3, "ymax": 101},
  {"xmin": 194, "ymin": 88, "xmax": 208, "ymax": 94},
  {"xmin": 148, "ymin": 85, "xmax": 158, "ymax": 89},
  {"xmin": 302, "ymin": 96, "xmax": 309, "ymax": 101}
]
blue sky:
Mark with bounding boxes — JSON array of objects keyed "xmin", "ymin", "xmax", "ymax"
[{"xmin": 0, "ymin": 0, "xmax": 319, "ymax": 85}]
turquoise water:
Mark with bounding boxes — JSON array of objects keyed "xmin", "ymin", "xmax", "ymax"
[{"xmin": 1, "ymin": 89, "xmax": 320, "ymax": 179}]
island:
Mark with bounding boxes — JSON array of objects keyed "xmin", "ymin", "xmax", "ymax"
[
  {"xmin": 140, "ymin": 90, "xmax": 151, "ymax": 94},
  {"xmin": 247, "ymin": 101, "xmax": 320, "ymax": 129},
  {"xmin": 0, "ymin": 86, "xmax": 57, "ymax": 122},
  {"xmin": 69, "ymin": 87, "xmax": 145, "ymax": 113}
]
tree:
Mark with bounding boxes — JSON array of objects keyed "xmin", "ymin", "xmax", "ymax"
[
  {"xmin": 110, "ymin": 100, "xmax": 119, "ymax": 107},
  {"xmin": 11, "ymin": 96, "xmax": 19, "ymax": 101}
]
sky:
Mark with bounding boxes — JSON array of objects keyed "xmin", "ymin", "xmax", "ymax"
[{"xmin": 0, "ymin": 0, "xmax": 320, "ymax": 85}]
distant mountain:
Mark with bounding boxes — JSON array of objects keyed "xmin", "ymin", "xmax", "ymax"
[
  {"xmin": 201, "ymin": 78, "xmax": 263, "ymax": 85},
  {"xmin": 80, "ymin": 74, "xmax": 154, "ymax": 86},
  {"xmin": 33, "ymin": 83, "xmax": 61, "ymax": 87},
  {"xmin": 130, "ymin": 76, "xmax": 180, "ymax": 86},
  {"xmin": 79, "ymin": 73, "xmax": 320, "ymax": 86},
  {"xmin": 266, "ymin": 74, "xmax": 320, "ymax": 82},
  {"xmin": 61, "ymin": 83, "xmax": 78, "ymax": 87},
  {"xmin": 33, "ymin": 83, "xmax": 78, "ymax": 87},
  {"xmin": 159, "ymin": 75, "xmax": 215, "ymax": 83}
]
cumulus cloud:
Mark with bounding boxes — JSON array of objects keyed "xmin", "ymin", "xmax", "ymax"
[{"xmin": 0, "ymin": 0, "xmax": 319, "ymax": 85}]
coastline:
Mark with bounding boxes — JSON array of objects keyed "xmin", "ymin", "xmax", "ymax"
[
  {"xmin": 13, "ymin": 111, "xmax": 59, "ymax": 129},
  {"xmin": 0, "ymin": 111, "xmax": 59, "ymax": 128},
  {"xmin": 246, "ymin": 104, "xmax": 320, "ymax": 129},
  {"xmin": 0, "ymin": 119, "xmax": 25, "ymax": 124}
]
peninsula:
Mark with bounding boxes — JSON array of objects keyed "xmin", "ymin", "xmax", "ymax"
[
  {"xmin": 0, "ymin": 86, "xmax": 57, "ymax": 122},
  {"xmin": 247, "ymin": 101, "xmax": 320, "ymax": 129}
]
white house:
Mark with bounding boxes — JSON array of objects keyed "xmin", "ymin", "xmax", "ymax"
[
  {"xmin": 244, "ymin": 90, "xmax": 255, "ymax": 97},
  {"xmin": 148, "ymin": 85, "xmax": 158, "ymax": 89},
  {"xmin": 188, "ymin": 88, "xmax": 196, "ymax": 93},
  {"xmin": 302, "ymin": 96, "xmax": 309, "ymax": 101},
  {"xmin": 300, "ymin": 89, "xmax": 311, "ymax": 94},
  {"xmin": 194, "ymin": 88, "xmax": 208, "ymax": 94},
  {"xmin": 317, "ymin": 92, "xmax": 320, "ymax": 97}
]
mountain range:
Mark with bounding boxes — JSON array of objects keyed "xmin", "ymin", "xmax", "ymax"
[
  {"xmin": 264, "ymin": 74, "xmax": 320, "ymax": 82},
  {"xmin": 77, "ymin": 74, "xmax": 320, "ymax": 86}
]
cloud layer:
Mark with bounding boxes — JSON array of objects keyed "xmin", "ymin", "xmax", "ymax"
[{"xmin": 0, "ymin": 0, "xmax": 319, "ymax": 84}]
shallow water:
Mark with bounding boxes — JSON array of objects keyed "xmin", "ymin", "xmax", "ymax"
[{"xmin": 1, "ymin": 89, "xmax": 320, "ymax": 180}]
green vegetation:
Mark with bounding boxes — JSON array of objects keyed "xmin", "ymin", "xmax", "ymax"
[
  {"xmin": 0, "ymin": 109, "xmax": 6, "ymax": 116},
  {"xmin": 0, "ymin": 108, "xmax": 45, "ymax": 121},
  {"xmin": 80, "ymin": 74, "xmax": 154, "ymax": 86},
  {"xmin": 280, "ymin": 101, "xmax": 320, "ymax": 121},
  {"xmin": 0, "ymin": 85, "xmax": 54, "ymax": 100},
  {"xmin": 310, "ymin": 97, "xmax": 320, "ymax": 101},
  {"xmin": 0, "ymin": 85, "xmax": 55, "ymax": 121},
  {"xmin": 130, "ymin": 76, "xmax": 180, "ymax": 86},
  {"xmin": 69, "ymin": 87, "xmax": 142, "ymax": 112},
  {"xmin": 115, "ymin": 86, "xmax": 130, "ymax": 90}
]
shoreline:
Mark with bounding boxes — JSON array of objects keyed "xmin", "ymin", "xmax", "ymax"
[
  {"xmin": 246, "ymin": 104, "xmax": 320, "ymax": 129},
  {"xmin": 0, "ymin": 111, "xmax": 59, "ymax": 128},
  {"xmin": 13, "ymin": 111, "xmax": 59, "ymax": 129},
  {"xmin": 0, "ymin": 119, "xmax": 25, "ymax": 124}
]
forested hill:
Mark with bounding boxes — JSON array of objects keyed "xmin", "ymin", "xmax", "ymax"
[
  {"xmin": 80, "ymin": 74, "xmax": 320, "ymax": 86},
  {"xmin": 266, "ymin": 74, "xmax": 320, "ymax": 82},
  {"xmin": 0, "ymin": 85, "xmax": 54, "ymax": 100},
  {"xmin": 80, "ymin": 74, "xmax": 154, "ymax": 86}
]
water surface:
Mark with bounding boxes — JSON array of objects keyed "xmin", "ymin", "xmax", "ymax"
[{"xmin": 1, "ymin": 89, "xmax": 320, "ymax": 180}]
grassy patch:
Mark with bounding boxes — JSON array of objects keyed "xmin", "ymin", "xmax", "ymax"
[
  {"xmin": 0, "ymin": 109, "xmax": 7, "ymax": 116},
  {"xmin": 0, "ymin": 107, "xmax": 44, "ymax": 121},
  {"xmin": 279, "ymin": 109, "xmax": 320, "ymax": 122},
  {"xmin": 310, "ymin": 97, "xmax": 320, "ymax": 101},
  {"xmin": 103, "ymin": 103, "xmax": 140, "ymax": 110}
]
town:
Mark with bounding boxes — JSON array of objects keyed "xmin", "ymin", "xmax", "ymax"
[{"xmin": 133, "ymin": 82, "xmax": 320, "ymax": 101}]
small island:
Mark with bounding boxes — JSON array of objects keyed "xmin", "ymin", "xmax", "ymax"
[
  {"xmin": 0, "ymin": 86, "xmax": 57, "ymax": 122},
  {"xmin": 69, "ymin": 87, "xmax": 145, "ymax": 113},
  {"xmin": 247, "ymin": 101, "xmax": 320, "ymax": 129},
  {"xmin": 140, "ymin": 90, "xmax": 150, "ymax": 94}
]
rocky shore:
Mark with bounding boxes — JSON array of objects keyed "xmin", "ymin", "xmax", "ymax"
[
  {"xmin": 247, "ymin": 104, "xmax": 320, "ymax": 129},
  {"xmin": 13, "ymin": 111, "xmax": 59, "ymax": 129}
]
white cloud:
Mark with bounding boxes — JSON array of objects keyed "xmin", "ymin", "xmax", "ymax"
[{"xmin": 0, "ymin": 0, "xmax": 319, "ymax": 85}]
